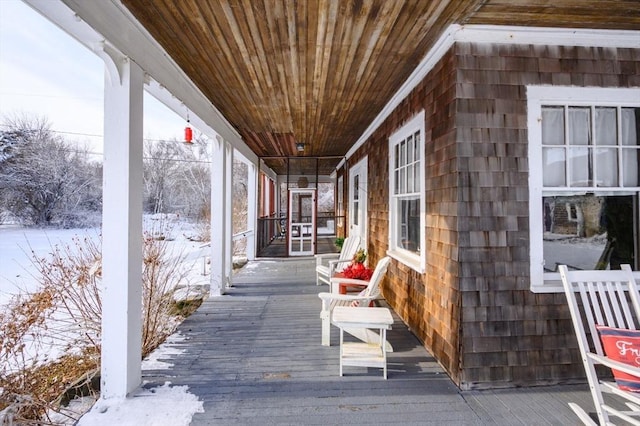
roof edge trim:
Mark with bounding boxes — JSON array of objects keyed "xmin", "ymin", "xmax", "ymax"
[{"xmin": 337, "ymin": 24, "xmax": 640, "ymax": 170}]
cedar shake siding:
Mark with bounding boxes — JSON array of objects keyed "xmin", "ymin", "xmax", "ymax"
[{"xmin": 344, "ymin": 42, "xmax": 640, "ymax": 390}]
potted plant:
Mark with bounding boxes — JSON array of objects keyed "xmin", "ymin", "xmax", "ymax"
[{"xmin": 342, "ymin": 249, "xmax": 373, "ymax": 280}]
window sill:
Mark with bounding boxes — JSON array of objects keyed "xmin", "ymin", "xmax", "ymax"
[{"xmin": 386, "ymin": 249, "xmax": 424, "ymax": 274}]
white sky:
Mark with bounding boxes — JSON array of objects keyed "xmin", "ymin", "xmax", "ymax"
[{"xmin": 0, "ymin": 0, "xmax": 187, "ymax": 154}]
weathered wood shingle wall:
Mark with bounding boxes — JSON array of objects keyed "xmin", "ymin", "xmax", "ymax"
[
  {"xmin": 455, "ymin": 43, "xmax": 640, "ymax": 389},
  {"xmin": 345, "ymin": 42, "xmax": 640, "ymax": 390},
  {"xmin": 347, "ymin": 48, "xmax": 462, "ymax": 381}
]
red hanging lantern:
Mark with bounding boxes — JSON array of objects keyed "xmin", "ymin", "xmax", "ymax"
[{"xmin": 184, "ymin": 124, "xmax": 193, "ymax": 144}]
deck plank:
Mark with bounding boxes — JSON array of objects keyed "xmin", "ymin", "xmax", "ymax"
[{"xmin": 142, "ymin": 258, "xmax": 596, "ymax": 425}]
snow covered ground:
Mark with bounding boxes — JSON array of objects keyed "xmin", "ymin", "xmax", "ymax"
[
  {"xmin": 0, "ymin": 218, "xmax": 210, "ymax": 307},
  {"xmin": 0, "ymin": 217, "xmax": 213, "ymax": 425}
]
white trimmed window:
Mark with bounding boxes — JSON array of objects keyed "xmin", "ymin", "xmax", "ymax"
[
  {"xmin": 388, "ymin": 110, "xmax": 426, "ymax": 273},
  {"xmin": 528, "ymin": 86, "xmax": 640, "ymax": 292}
]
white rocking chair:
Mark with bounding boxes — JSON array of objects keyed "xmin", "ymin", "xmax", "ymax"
[
  {"xmin": 315, "ymin": 235, "xmax": 360, "ymax": 286},
  {"xmin": 560, "ymin": 264, "xmax": 640, "ymax": 425},
  {"xmin": 318, "ymin": 256, "xmax": 391, "ymax": 349}
]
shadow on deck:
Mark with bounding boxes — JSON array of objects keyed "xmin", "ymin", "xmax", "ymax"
[{"xmin": 141, "ymin": 258, "xmax": 596, "ymax": 425}]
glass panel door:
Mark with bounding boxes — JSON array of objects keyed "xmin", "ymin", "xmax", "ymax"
[{"xmin": 288, "ymin": 189, "xmax": 316, "ymax": 256}]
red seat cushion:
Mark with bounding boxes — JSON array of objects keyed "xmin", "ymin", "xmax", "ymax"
[{"xmin": 597, "ymin": 325, "xmax": 640, "ymax": 392}]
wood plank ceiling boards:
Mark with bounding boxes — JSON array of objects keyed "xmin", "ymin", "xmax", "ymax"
[{"xmin": 120, "ymin": 0, "xmax": 640, "ymax": 175}]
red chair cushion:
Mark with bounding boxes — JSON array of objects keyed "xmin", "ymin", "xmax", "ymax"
[{"xmin": 597, "ymin": 325, "xmax": 640, "ymax": 392}]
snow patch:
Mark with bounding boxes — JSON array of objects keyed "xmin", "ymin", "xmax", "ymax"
[
  {"xmin": 141, "ymin": 332, "xmax": 187, "ymax": 370},
  {"xmin": 77, "ymin": 382, "xmax": 204, "ymax": 426}
]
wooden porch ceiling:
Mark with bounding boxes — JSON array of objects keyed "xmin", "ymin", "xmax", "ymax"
[{"xmin": 120, "ymin": 0, "xmax": 640, "ymax": 175}]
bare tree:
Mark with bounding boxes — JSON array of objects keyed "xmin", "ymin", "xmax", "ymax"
[
  {"xmin": 171, "ymin": 136, "xmax": 211, "ymax": 219},
  {"xmin": 0, "ymin": 115, "xmax": 101, "ymax": 227},
  {"xmin": 143, "ymin": 139, "xmax": 184, "ymax": 214}
]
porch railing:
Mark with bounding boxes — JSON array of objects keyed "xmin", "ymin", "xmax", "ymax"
[{"xmin": 257, "ymin": 215, "xmax": 284, "ymax": 254}]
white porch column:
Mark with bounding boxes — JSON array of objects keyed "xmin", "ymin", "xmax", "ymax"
[
  {"xmin": 246, "ymin": 162, "xmax": 258, "ymax": 261},
  {"xmin": 100, "ymin": 57, "xmax": 144, "ymax": 398},
  {"xmin": 210, "ymin": 135, "xmax": 231, "ymax": 296}
]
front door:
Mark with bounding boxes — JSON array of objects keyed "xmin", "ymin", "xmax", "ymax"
[
  {"xmin": 288, "ymin": 189, "xmax": 316, "ymax": 256},
  {"xmin": 349, "ymin": 157, "xmax": 368, "ymax": 249}
]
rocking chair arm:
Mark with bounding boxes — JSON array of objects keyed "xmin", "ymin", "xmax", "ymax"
[{"xmin": 589, "ymin": 353, "xmax": 640, "ymax": 378}]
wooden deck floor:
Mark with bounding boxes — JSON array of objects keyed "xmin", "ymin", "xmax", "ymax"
[{"xmin": 141, "ymin": 258, "xmax": 597, "ymax": 425}]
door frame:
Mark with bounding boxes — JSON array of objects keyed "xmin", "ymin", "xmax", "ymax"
[
  {"xmin": 349, "ymin": 156, "xmax": 368, "ymax": 250},
  {"xmin": 288, "ymin": 188, "xmax": 316, "ymax": 256}
]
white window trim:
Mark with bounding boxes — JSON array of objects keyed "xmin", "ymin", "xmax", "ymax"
[
  {"xmin": 527, "ymin": 85, "xmax": 640, "ymax": 293},
  {"xmin": 337, "ymin": 175, "xmax": 344, "ymax": 228},
  {"xmin": 388, "ymin": 110, "xmax": 426, "ymax": 273}
]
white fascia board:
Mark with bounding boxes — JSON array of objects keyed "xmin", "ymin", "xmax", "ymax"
[
  {"xmin": 454, "ymin": 25, "xmax": 640, "ymax": 49},
  {"xmin": 24, "ymin": 0, "xmax": 258, "ymax": 165},
  {"xmin": 337, "ymin": 24, "xmax": 640, "ymax": 171}
]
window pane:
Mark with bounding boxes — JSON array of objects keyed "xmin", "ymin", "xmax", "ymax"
[
  {"xmin": 569, "ymin": 107, "xmax": 591, "ymax": 146},
  {"xmin": 414, "ymin": 162, "xmax": 420, "ymax": 192},
  {"xmin": 394, "ymin": 144, "xmax": 400, "ymax": 168},
  {"xmin": 399, "ymin": 168, "xmax": 406, "ymax": 194},
  {"xmin": 407, "ymin": 164, "xmax": 414, "ymax": 193},
  {"xmin": 543, "ymin": 147, "xmax": 566, "ymax": 187},
  {"xmin": 595, "ymin": 107, "xmax": 617, "ymax": 145},
  {"xmin": 407, "ymin": 135, "xmax": 414, "ymax": 164},
  {"xmin": 623, "ymin": 148, "xmax": 640, "ymax": 187},
  {"xmin": 397, "ymin": 197, "xmax": 420, "ymax": 253},
  {"xmin": 543, "ymin": 194, "xmax": 637, "ymax": 270},
  {"xmin": 569, "ymin": 147, "xmax": 591, "ymax": 187},
  {"xmin": 353, "ymin": 175, "xmax": 359, "ymax": 201},
  {"xmin": 353, "ymin": 200, "xmax": 359, "ymax": 226},
  {"xmin": 542, "ymin": 107, "xmax": 565, "ymax": 145},
  {"xmin": 394, "ymin": 170, "xmax": 399, "ymax": 194},
  {"xmin": 595, "ymin": 148, "xmax": 617, "ymax": 187},
  {"xmin": 622, "ymin": 108, "xmax": 640, "ymax": 146},
  {"xmin": 414, "ymin": 131, "xmax": 421, "ymax": 160}
]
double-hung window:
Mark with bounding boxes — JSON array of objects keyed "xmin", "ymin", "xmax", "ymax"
[
  {"xmin": 388, "ymin": 111, "xmax": 426, "ymax": 273},
  {"xmin": 528, "ymin": 86, "xmax": 640, "ymax": 292}
]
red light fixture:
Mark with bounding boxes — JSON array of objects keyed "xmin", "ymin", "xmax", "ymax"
[{"xmin": 184, "ymin": 121, "xmax": 193, "ymax": 144}]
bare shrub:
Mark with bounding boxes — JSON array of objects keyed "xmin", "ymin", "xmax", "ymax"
[
  {"xmin": 0, "ymin": 231, "xmax": 194, "ymax": 424},
  {"xmin": 140, "ymin": 230, "xmax": 191, "ymax": 355}
]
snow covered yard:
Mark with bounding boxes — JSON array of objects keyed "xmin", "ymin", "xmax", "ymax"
[
  {"xmin": 0, "ymin": 216, "xmax": 214, "ymax": 425},
  {"xmin": 0, "ymin": 217, "xmax": 210, "ymax": 306}
]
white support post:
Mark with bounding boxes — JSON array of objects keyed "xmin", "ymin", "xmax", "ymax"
[
  {"xmin": 100, "ymin": 57, "xmax": 144, "ymax": 399},
  {"xmin": 246, "ymin": 162, "xmax": 258, "ymax": 261},
  {"xmin": 224, "ymin": 143, "xmax": 234, "ymax": 287},
  {"xmin": 210, "ymin": 135, "xmax": 228, "ymax": 296}
]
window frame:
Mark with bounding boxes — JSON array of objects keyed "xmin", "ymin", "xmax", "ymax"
[
  {"xmin": 388, "ymin": 110, "xmax": 426, "ymax": 273},
  {"xmin": 336, "ymin": 175, "xmax": 344, "ymax": 228},
  {"xmin": 527, "ymin": 86, "xmax": 640, "ymax": 293}
]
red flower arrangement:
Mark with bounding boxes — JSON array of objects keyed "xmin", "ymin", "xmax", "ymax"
[{"xmin": 342, "ymin": 261, "xmax": 374, "ymax": 281}]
